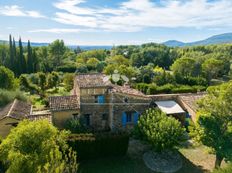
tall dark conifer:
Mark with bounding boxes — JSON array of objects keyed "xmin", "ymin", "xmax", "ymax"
[
  {"xmin": 27, "ymin": 40, "xmax": 33, "ymax": 73},
  {"xmin": 12, "ymin": 37, "xmax": 17, "ymax": 75},
  {"xmin": 9, "ymin": 35, "xmax": 14, "ymax": 71},
  {"xmin": 19, "ymin": 37, "xmax": 27, "ymax": 74},
  {"xmin": 32, "ymin": 49, "xmax": 38, "ymax": 73}
]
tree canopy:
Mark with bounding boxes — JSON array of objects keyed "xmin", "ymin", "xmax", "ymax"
[
  {"xmin": 138, "ymin": 108, "xmax": 186, "ymax": 152},
  {"xmin": 192, "ymin": 81, "xmax": 232, "ymax": 168},
  {"xmin": 0, "ymin": 120, "xmax": 77, "ymax": 173}
]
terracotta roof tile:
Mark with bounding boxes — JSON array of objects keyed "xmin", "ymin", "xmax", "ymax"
[
  {"xmin": 76, "ymin": 73, "xmax": 111, "ymax": 88},
  {"xmin": 49, "ymin": 95, "xmax": 79, "ymax": 111},
  {"xmin": 111, "ymin": 85, "xmax": 148, "ymax": 98},
  {"xmin": 0, "ymin": 99, "xmax": 31, "ymax": 120},
  {"xmin": 178, "ymin": 93, "xmax": 206, "ymax": 113}
]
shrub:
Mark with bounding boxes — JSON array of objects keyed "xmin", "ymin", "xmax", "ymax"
[
  {"xmin": 213, "ymin": 164, "xmax": 232, "ymax": 173},
  {"xmin": 136, "ymin": 83, "xmax": 150, "ymax": 93},
  {"xmin": 156, "ymin": 83, "xmax": 175, "ymax": 94},
  {"xmin": 63, "ymin": 73, "xmax": 74, "ymax": 91},
  {"xmin": 172, "ymin": 85, "xmax": 196, "ymax": 93},
  {"xmin": 0, "ymin": 89, "xmax": 27, "ymax": 107},
  {"xmin": 176, "ymin": 76, "xmax": 208, "ymax": 86},
  {"xmin": 135, "ymin": 83, "xmax": 206, "ymax": 95},
  {"xmin": 0, "ymin": 120, "xmax": 77, "ymax": 173},
  {"xmin": 64, "ymin": 118, "xmax": 88, "ymax": 133},
  {"xmin": 68, "ymin": 132, "xmax": 129, "ymax": 160},
  {"xmin": 57, "ymin": 64, "xmax": 77, "ymax": 73},
  {"xmin": 138, "ymin": 108, "xmax": 186, "ymax": 152},
  {"xmin": 0, "ymin": 66, "xmax": 16, "ymax": 89}
]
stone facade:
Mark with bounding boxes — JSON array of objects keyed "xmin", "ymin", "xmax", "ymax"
[
  {"xmin": 70, "ymin": 74, "xmax": 152, "ymax": 131},
  {"xmin": 48, "ymin": 73, "xmax": 205, "ymax": 131}
]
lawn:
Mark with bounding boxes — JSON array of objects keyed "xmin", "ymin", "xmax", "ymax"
[{"xmin": 77, "ymin": 139, "xmax": 225, "ymax": 173}]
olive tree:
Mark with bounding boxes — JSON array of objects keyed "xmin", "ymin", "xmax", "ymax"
[
  {"xmin": 0, "ymin": 120, "xmax": 77, "ymax": 173},
  {"xmin": 138, "ymin": 108, "xmax": 186, "ymax": 152},
  {"xmin": 192, "ymin": 81, "xmax": 232, "ymax": 169}
]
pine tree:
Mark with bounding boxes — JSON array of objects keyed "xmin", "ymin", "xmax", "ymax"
[{"xmin": 27, "ymin": 40, "xmax": 33, "ymax": 73}]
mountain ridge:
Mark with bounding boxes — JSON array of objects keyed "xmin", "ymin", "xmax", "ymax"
[
  {"xmin": 163, "ymin": 33, "xmax": 232, "ymax": 47},
  {"xmin": 1, "ymin": 33, "xmax": 232, "ymax": 49}
]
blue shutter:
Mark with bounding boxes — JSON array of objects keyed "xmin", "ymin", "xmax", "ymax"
[
  {"xmin": 122, "ymin": 112, "xmax": 127, "ymax": 127},
  {"xmin": 134, "ymin": 112, "xmax": 139, "ymax": 124},
  {"xmin": 98, "ymin": 95, "xmax": 105, "ymax": 104}
]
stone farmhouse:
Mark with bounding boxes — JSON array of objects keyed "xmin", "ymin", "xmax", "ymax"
[{"xmin": 0, "ymin": 73, "xmax": 205, "ymax": 137}]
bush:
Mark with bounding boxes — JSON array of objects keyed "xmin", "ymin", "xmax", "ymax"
[
  {"xmin": 0, "ymin": 89, "xmax": 27, "ymax": 107},
  {"xmin": 172, "ymin": 85, "xmax": 196, "ymax": 93},
  {"xmin": 0, "ymin": 120, "xmax": 77, "ymax": 173},
  {"xmin": 213, "ymin": 164, "xmax": 232, "ymax": 173},
  {"xmin": 156, "ymin": 83, "xmax": 175, "ymax": 94},
  {"xmin": 63, "ymin": 73, "xmax": 74, "ymax": 91},
  {"xmin": 64, "ymin": 118, "xmax": 88, "ymax": 133},
  {"xmin": 136, "ymin": 83, "xmax": 207, "ymax": 95},
  {"xmin": 0, "ymin": 66, "xmax": 16, "ymax": 89},
  {"xmin": 176, "ymin": 75, "xmax": 208, "ymax": 86},
  {"xmin": 138, "ymin": 108, "xmax": 186, "ymax": 152},
  {"xmin": 57, "ymin": 64, "xmax": 77, "ymax": 73},
  {"xmin": 68, "ymin": 132, "xmax": 129, "ymax": 160},
  {"xmin": 136, "ymin": 83, "xmax": 150, "ymax": 93}
]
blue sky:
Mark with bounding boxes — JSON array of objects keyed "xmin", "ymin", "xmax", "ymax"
[{"xmin": 0, "ymin": 0, "xmax": 232, "ymax": 45}]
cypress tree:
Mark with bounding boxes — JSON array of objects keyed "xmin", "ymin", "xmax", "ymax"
[
  {"xmin": 27, "ymin": 40, "xmax": 33, "ymax": 73},
  {"xmin": 9, "ymin": 35, "xmax": 14, "ymax": 71},
  {"xmin": 19, "ymin": 37, "xmax": 27, "ymax": 74},
  {"xmin": 32, "ymin": 49, "xmax": 38, "ymax": 73},
  {"xmin": 12, "ymin": 37, "xmax": 17, "ymax": 75}
]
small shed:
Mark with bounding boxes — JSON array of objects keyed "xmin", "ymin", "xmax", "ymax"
[{"xmin": 155, "ymin": 100, "xmax": 186, "ymax": 124}]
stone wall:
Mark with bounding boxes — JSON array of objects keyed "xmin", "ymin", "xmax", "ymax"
[
  {"xmin": 52, "ymin": 110, "xmax": 80, "ymax": 129},
  {"xmin": 111, "ymin": 93, "xmax": 151, "ymax": 131}
]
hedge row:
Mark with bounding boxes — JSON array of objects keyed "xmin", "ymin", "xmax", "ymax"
[
  {"xmin": 136, "ymin": 83, "xmax": 206, "ymax": 95},
  {"xmin": 68, "ymin": 132, "xmax": 129, "ymax": 160}
]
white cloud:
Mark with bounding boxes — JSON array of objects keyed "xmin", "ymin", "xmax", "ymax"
[
  {"xmin": 52, "ymin": 0, "xmax": 232, "ymax": 32},
  {"xmin": 28, "ymin": 28, "xmax": 96, "ymax": 33},
  {"xmin": 0, "ymin": 5, "xmax": 45, "ymax": 18}
]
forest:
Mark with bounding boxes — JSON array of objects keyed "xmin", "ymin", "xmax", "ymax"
[
  {"xmin": 0, "ymin": 35, "xmax": 232, "ymax": 107},
  {"xmin": 1, "ymin": 35, "xmax": 232, "ymax": 173}
]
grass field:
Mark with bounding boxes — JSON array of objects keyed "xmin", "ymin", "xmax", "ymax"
[{"xmin": 77, "ymin": 139, "xmax": 226, "ymax": 173}]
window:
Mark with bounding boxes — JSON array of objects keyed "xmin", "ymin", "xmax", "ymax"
[
  {"xmin": 124, "ymin": 97, "xmax": 128, "ymax": 103},
  {"xmin": 126, "ymin": 112, "xmax": 132, "ymax": 123},
  {"xmin": 102, "ymin": 113, "xmax": 108, "ymax": 120},
  {"xmin": 72, "ymin": 113, "xmax": 79, "ymax": 119},
  {"xmin": 84, "ymin": 114, "xmax": 91, "ymax": 126},
  {"xmin": 95, "ymin": 95, "xmax": 105, "ymax": 104}
]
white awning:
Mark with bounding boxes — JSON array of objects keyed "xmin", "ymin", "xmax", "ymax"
[{"xmin": 155, "ymin": 100, "xmax": 185, "ymax": 114}]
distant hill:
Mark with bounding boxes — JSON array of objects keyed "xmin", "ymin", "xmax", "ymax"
[
  {"xmin": 1, "ymin": 32, "xmax": 232, "ymax": 49},
  {"xmin": 162, "ymin": 40, "xmax": 185, "ymax": 47},
  {"xmin": 163, "ymin": 33, "xmax": 232, "ymax": 47}
]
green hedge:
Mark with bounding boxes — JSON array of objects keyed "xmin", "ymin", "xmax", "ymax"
[
  {"xmin": 68, "ymin": 132, "xmax": 129, "ymax": 160},
  {"xmin": 136, "ymin": 83, "xmax": 206, "ymax": 95}
]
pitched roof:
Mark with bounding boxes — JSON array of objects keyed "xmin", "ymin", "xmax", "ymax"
[
  {"xmin": 49, "ymin": 95, "xmax": 79, "ymax": 111},
  {"xmin": 155, "ymin": 100, "xmax": 185, "ymax": 114},
  {"xmin": 178, "ymin": 93, "xmax": 206, "ymax": 113},
  {"xmin": 111, "ymin": 84, "xmax": 148, "ymax": 98},
  {"xmin": 76, "ymin": 73, "xmax": 112, "ymax": 88},
  {"xmin": 0, "ymin": 99, "xmax": 32, "ymax": 120}
]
